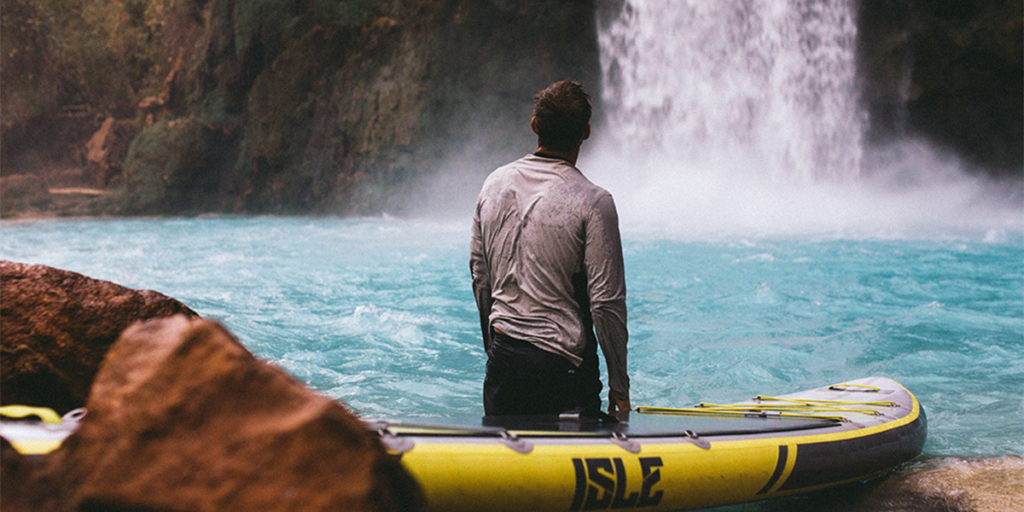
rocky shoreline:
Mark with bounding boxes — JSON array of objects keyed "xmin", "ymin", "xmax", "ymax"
[
  {"xmin": 753, "ymin": 456, "xmax": 1024, "ymax": 512},
  {"xmin": 1, "ymin": 260, "xmax": 1021, "ymax": 510}
]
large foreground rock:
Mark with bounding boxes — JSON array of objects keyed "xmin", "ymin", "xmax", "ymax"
[
  {"xmin": 1, "ymin": 260, "xmax": 198, "ymax": 413},
  {"xmin": 8, "ymin": 315, "xmax": 423, "ymax": 511}
]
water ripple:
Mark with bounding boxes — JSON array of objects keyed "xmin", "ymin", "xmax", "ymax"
[{"xmin": 1, "ymin": 217, "xmax": 1020, "ymax": 457}]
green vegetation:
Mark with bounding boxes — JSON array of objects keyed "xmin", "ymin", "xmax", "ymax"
[
  {"xmin": 1, "ymin": 0, "xmax": 58, "ymax": 124},
  {"xmin": 121, "ymin": 117, "xmax": 229, "ymax": 214},
  {"xmin": 2, "ymin": 0, "xmax": 175, "ymax": 121}
]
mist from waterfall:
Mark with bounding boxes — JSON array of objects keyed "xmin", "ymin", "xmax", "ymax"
[{"xmin": 587, "ymin": 0, "xmax": 1022, "ymax": 238}]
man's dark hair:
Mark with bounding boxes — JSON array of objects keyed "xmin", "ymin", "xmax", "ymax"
[{"xmin": 533, "ymin": 80, "xmax": 592, "ymax": 153}]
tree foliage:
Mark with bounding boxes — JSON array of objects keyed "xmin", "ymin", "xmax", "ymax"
[
  {"xmin": 1, "ymin": 0, "xmax": 59, "ymax": 124},
  {"xmin": 2, "ymin": 0, "xmax": 175, "ymax": 122}
]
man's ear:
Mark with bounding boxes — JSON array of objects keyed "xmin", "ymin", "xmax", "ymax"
[
  {"xmin": 530, "ymin": 116, "xmax": 539, "ymax": 135},
  {"xmin": 582, "ymin": 123, "xmax": 591, "ymax": 141}
]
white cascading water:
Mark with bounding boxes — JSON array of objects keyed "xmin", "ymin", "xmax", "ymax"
[
  {"xmin": 587, "ymin": 0, "xmax": 1018, "ymax": 237},
  {"xmin": 596, "ymin": 0, "xmax": 863, "ymax": 182}
]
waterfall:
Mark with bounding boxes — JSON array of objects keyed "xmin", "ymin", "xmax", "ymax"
[
  {"xmin": 584, "ymin": 0, "xmax": 1019, "ymax": 237},
  {"xmin": 595, "ymin": 0, "xmax": 864, "ymax": 182}
]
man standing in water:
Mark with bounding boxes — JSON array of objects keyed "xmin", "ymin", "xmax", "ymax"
[{"xmin": 470, "ymin": 80, "xmax": 630, "ymax": 418}]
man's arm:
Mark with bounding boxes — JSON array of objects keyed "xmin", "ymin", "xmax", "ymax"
[
  {"xmin": 584, "ymin": 193, "xmax": 630, "ymax": 414},
  {"xmin": 469, "ymin": 202, "xmax": 493, "ymax": 351}
]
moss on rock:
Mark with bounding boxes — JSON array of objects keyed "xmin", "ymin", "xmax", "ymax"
[{"xmin": 120, "ymin": 118, "xmax": 233, "ymax": 214}]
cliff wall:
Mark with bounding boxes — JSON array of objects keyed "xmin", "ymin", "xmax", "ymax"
[
  {"xmin": 0, "ymin": 0, "xmax": 1018, "ymax": 217},
  {"xmin": 858, "ymin": 0, "xmax": 1022, "ymax": 176}
]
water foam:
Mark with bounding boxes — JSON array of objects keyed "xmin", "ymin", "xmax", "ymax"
[
  {"xmin": 588, "ymin": 0, "xmax": 1022, "ymax": 238},
  {"xmin": 596, "ymin": 0, "xmax": 863, "ymax": 181}
]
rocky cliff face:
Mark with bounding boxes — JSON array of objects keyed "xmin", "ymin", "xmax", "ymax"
[
  {"xmin": 858, "ymin": 0, "xmax": 1022, "ymax": 176},
  {"xmin": 0, "ymin": 0, "xmax": 1018, "ymax": 217},
  {"xmin": 2, "ymin": 0, "xmax": 600, "ymax": 216},
  {"xmin": 193, "ymin": 0, "xmax": 600, "ymax": 214},
  {"xmin": 121, "ymin": 0, "xmax": 602, "ymax": 215}
]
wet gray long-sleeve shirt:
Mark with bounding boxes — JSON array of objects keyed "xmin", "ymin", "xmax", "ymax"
[{"xmin": 470, "ymin": 154, "xmax": 629, "ymax": 399}]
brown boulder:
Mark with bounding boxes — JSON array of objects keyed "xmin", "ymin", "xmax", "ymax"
[
  {"xmin": 20, "ymin": 315, "xmax": 423, "ymax": 511},
  {"xmin": 0, "ymin": 260, "xmax": 198, "ymax": 413}
]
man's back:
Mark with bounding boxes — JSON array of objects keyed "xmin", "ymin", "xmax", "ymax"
[
  {"xmin": 470, "ymin": 153, "xmax": 628, "ymax": 400},
  {"xmin": 471, "ymin": 79, "xmax": 629, "ymax": 417}
]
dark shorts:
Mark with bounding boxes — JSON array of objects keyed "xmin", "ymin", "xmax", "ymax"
[{"xmin": 483, "ymin": 330, "xmax": 602, "ymax": 416}]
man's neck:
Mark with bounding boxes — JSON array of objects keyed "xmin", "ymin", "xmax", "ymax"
[{"xmin": 534, "ymin": 146, "xmax": 580, "ymax": 166}]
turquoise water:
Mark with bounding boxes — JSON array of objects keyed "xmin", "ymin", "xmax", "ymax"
[{"xmin": 2, "ymin": 216, "xmax": 1022, "ymax": 458}]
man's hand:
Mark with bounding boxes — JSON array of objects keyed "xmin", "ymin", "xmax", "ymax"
[{"xmin": 608, "ymin": 390, "xmax": 631, "ymax": 420}]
